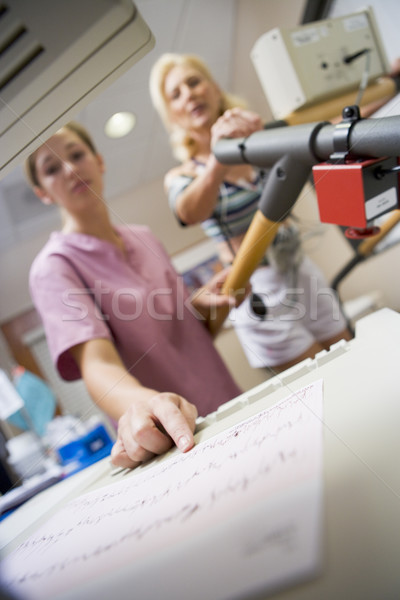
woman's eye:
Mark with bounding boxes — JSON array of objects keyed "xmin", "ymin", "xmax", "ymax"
[
  {"xmin": 71, "ymin": 150, "xmax": 85, "ymax": 161},
  {"xmin": 188, "ymin": 77, "xmax": 200, "ymax": 88},
  {"xmin": 44, "ymin": 164, "xmax": 60, "ymax": 176}
]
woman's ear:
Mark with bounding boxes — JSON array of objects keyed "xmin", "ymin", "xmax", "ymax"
[{"xmin": 33, "ymin": 185, "xmax": 54, "ymax": 206}]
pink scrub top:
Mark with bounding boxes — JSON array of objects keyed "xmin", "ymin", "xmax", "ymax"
[{"xmin": 29, "ymin": 225, "xmax": 241, "ymax": 416}]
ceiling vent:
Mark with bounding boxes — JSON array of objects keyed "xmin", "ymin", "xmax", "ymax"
[{"xmin": 0, "ymin": 0, "xmax": 154, "ymax": 179}]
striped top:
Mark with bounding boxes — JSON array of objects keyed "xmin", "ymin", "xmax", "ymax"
[{"xmin": 167, "ymin": 166, "xmax": 264, "ymax": 243}]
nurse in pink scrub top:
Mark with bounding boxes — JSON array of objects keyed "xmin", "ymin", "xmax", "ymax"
[{"xmin": 25, "ymin": 121, "xmax": 246, "ymax": 470}]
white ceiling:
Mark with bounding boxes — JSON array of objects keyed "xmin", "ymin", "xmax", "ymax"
[
  {"xmin": 77, "ymin": 0, "xmax": 239, "ymax": 199},
  {"xmin": 0, "ymin": 0, "xmax": 238, "ymax": 249}
]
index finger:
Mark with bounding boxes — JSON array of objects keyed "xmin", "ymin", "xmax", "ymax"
[{"xmin": 152, "ymin": 396, "xmax": 196, "ymax": 453}]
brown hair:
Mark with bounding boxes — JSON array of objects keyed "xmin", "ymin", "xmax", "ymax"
[
  {"xmin": 24, "ymin": 121, "xmax": 98, "ymax": 187},
  {"xmin": 149, "ymin": 53, "xmax": 247, "ymax": 162}
]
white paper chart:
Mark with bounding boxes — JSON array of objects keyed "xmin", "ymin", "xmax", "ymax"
[{"xmin": 2, "ymin": 379, "xmax": 324, "ymax": 600}]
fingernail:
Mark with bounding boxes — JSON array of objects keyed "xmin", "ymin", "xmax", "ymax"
[{"xmin": 177, "ymin": 435, "xmax": 191, "ymax": 452}]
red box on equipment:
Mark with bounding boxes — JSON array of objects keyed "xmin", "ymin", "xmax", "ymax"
[{"xmin": 312, "ymin": 157, "xmax": 399, "ymax": 228}]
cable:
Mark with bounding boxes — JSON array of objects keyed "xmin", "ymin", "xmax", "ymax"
[
  {"xmin": 342, "ymin": 48, "xmax": 372, "ymax": 107},
  {"xmin": 355, "ymin": 50, "xmax": 371, "ymax": 106},
  {"xmin": 216, "ymin": 185, "xmax": 268, "ymax": 319},
  {"xmin": 374, "ymin": 164, "xmax": 400, "ymax": 179}
]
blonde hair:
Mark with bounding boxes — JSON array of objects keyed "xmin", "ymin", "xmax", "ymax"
[
  {"xmin": 149, "ymin": 53, "xmax": 247, "ymax": 162},
  {"xmin": 24, "ymin": 121, "xmax": 98, "ymax": 188}
]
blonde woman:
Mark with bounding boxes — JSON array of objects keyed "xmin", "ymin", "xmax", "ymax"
[{"xmin": 150, "ymin": 53, "xmax": 352, "ymax": 372}]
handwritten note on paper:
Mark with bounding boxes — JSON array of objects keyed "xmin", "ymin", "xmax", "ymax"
[{"xmin": 2, "ymin": 379, "xmax": 324, "ymax": 600}]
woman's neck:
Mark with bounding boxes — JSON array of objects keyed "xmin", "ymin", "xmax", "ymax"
[
  {"xmin": 61, "ymin": 206, "xmax": 118, "ymax": 243},
  {"xmin": 190, "ymin": 127, "xmax": 212, "ymax": 160},
  {"xmin": 62, "ymin": 214, "xmax": 126, "ymax": 255}
]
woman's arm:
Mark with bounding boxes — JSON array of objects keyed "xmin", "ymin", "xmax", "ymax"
[
  {"xmin": 167, "ymin": 108, "xmax": 263, "ymax": 225},
  {"xmin": 70, "ymin": 338, "xmax": 197, "ymax": 469},
  {"xmin": 190, "ymin": 266, "xmax": 250, "ymax": 336},
  {"xmin": 165, "ymin": 155, "xmax": 228, "ymax": 224}
]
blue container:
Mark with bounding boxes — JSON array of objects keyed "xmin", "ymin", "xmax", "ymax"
[{"xmin": 57, "ymin": 424, "xmax": 114, "ymax": 476}]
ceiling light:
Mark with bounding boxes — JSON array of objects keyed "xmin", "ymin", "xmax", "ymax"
[{"xmin": 104, "ymin": 111, "xmax": 136, "ymax": 138}]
